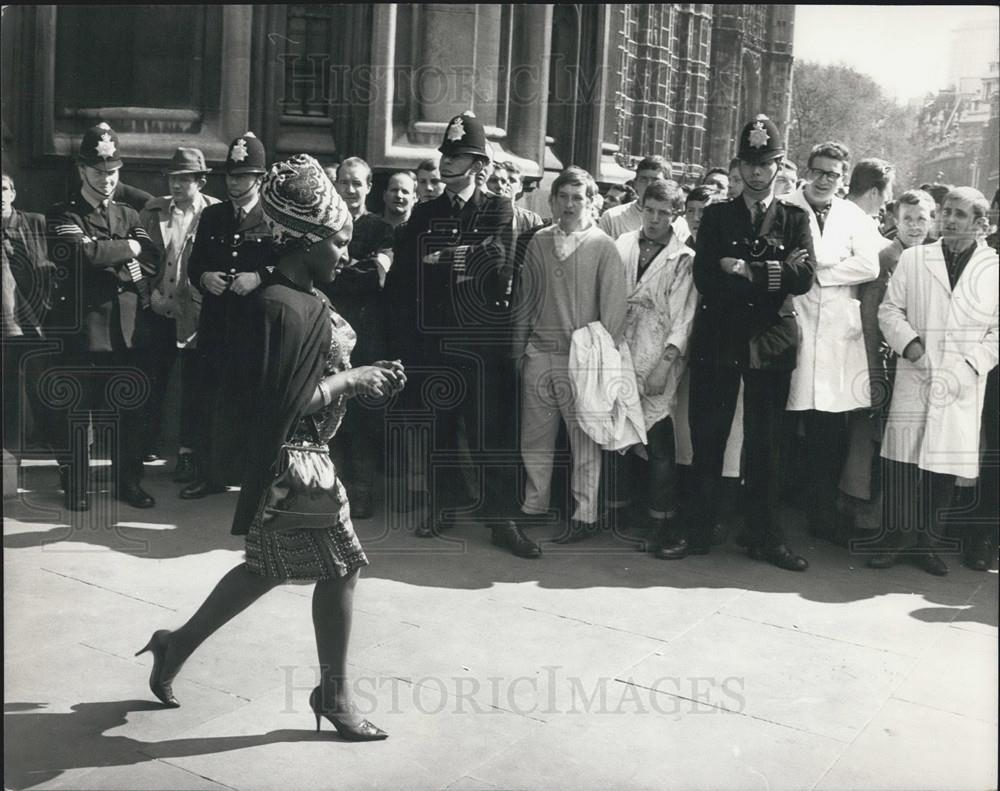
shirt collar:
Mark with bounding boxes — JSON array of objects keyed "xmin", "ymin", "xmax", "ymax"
[
  {"xmin": 170, "ymin": 192, "xmax": 205, "ymax": 216},
  {"xmin": 80, "ymin": 184, "xmax": 110, "ymax": 211},
  {"xmin": 446, "ymin": 182, "xmax": 477, "ymax": 205},
  {"xmin": 742, "ymin": 193, "xmax": 773, "ymax": 213},
  {"xmin": 232, "ymin": 193, "xmax": 259, "ymax": 215}
]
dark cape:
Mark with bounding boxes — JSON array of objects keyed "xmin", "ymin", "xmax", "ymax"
[{"xmin": 231, "ymin": 271, "xmax": 330, "ymax": 535}]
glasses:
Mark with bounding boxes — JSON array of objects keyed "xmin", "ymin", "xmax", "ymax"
[{"xmin": 809, "ymin": 167, "xmax": 843, "ymax": 183}]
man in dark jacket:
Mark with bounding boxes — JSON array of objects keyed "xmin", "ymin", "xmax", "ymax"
[
  {"xmin": 2, "ymin": 171, "xmax": 54, "ymax": 455},
  {"xmin": 181, "ymin": 132, "xmax": 272, "ymax": 499},
  {"xmin": 45, "ymin": 123, "xmax": 161, "ymax": 510},
  {"xmin": 383, "ymin": 111, "xmax": 531, "ymax": 554},
  {"xmin": 663, "ymin": 114, "xmax": 815, "ymax": 571}
]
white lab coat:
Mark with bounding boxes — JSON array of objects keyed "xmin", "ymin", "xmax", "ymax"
[
  {"xmin": 879, "ymin": 240, "xmax": 999, "ymax": 478},
  {"xmin": 616, "ymin": 230, "xmax": 698, "ymax": 429},
  {"xmin": 569, "ymin": 322, "xmax": 647, "ymax": 452},
  {"xmin": 785, "ymin": 190, "xmax": 881, "ymax": 412}
]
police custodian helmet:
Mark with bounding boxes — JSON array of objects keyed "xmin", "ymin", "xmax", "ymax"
[
  {"xmin": 737, "ymin": 114, "xmax": 785, "ymax": 164},
  {"xmin": 225, "ymin": 132, "xmax": 267, "ymax": 175},
  {"xmin": 438, "ymin": 111, "xmax": 490, "ymax": 160},
  {"xmin": 77, "ymin": 122, "xmax": 123, "ymax": 172}
]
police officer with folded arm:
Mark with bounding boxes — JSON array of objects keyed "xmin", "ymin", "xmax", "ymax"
[
  {"xmin": 675, "ymin": 114, "xmax": 816, "ymax": 571},
  {"xmin": 45, "ymin": 122, "xmax": 161, "ymax": 510}
]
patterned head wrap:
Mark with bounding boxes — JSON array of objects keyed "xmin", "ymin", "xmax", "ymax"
[{"xmin": 260, "ymin": 154, "xmax": 350, "ymax": 250}]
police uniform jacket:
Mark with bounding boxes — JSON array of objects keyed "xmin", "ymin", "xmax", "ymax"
[
  {"xmin": 46, "ymin": 192, "xmax": 160, "ymax": 352},
  {"xmin": 384, "ymin": 186, "xmax": 513, "ymax": 363},
  {"xmin": 689, "ymin": 197, "xmax": 815, "ymax": 372},
  {"xmin": 187, "ymin": 199, "xmax": 272, "ymax": 353}
]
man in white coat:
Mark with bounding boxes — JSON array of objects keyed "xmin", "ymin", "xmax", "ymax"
[
  {"xmin": 873, "ymin": 187, "xmax": 998, "ymax": 575},
  {"xmin": 613, "ymin": 180, "xmax": 698, "ymax": 554},
  {"xmin": 784, "ymin": 142, "xmax": 882, "ymax": 544}
]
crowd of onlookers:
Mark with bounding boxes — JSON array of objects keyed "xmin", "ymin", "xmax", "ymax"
[{"xmin": 2, "ymin": 112, "xmax": 997, "ymax": 577}]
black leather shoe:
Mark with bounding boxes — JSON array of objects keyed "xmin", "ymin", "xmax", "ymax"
[
  {"xmin": 143, "ymin": 453, "xmax": 162, "ymax": 464},
  {"xmin": 171, "ymin": 454, "xmax": 197, "ymax": 484},
  {"xmin": 179, "ymin": 480, "xmax": 225, "ymax": 499},
  {"xmin": 964, "ymin": 538, "xmax": 995, "ymax": 572},
  {"xmin": 552, "ymin": 520, "xmax": 598, "ymax": 544},
  {"xmin": 761, "ymin": 544, "xmax": 809, "ymax": 572},
  {"xmin": 491, "ymin": 521, "xmax": 541, "ymax": 558},
  {"xmin": 654, "ymin": 536, "xmax": 689, "ymax": 560},
  {"xmin": 918, "ymin": 551, "xmax": 948, "ymax": 577},
  {"xmin": 415, "ymin": 515, "xmax": 436, "ymax": 539},
  {"xmin": 350, "ymin": 490, "xmax": 374, "ymax": 520},
  {"xmin": 867, "ymin": 551, "xmax": 898, "ymax": 569},
  {"xmin": 117, "ymin": 483, "xmax": 155, "ymax": 509}
]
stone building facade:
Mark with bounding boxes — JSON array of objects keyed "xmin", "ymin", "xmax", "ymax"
[{"xmin": 1, "ymin": 4, "xmax": 796, "ymax": 210}]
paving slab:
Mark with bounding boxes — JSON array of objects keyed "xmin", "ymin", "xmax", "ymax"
[
  {"xmin": 815, "ymin": 698, "xmax": 999, "ymax": 791},
  {"xmin": 891, "ymin": 627, "xmax": 999, "ymax": 724},
  {"xmin": 624, "ymin": 612, "xmax": 916, "ymax": 743},
  {"xmin": 466, "ymin": 696, "xmax": 844, "ymax": 791}
]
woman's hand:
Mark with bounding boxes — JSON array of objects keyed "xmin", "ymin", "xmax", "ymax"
[
  {"xmin": 373, "ymin": 359, "xmax": 407, "ymax": 394},
  {"xmin": 347, "ymin": 366, "xmax": 394, "ymax": 398}
]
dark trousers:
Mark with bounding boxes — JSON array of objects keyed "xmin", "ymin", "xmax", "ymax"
[
  {"xmin": 144, "ymin": 316, "xmax": 200, "ymax": 454},
  {"xmin": 394, "ymin": 351, "xmax": 516, "ymax": 519},
  {"xmin": 604, "ymin": 416, "xmax": 678, "ymax": 518},
  {"xmin": 799, "ymin": 409, "xmax": 850, "ymax": 530},
  {"xmin": 881, "ymin": 459, "xmax": 956, "ymax": 551},
  {"xmin": 2, "ymin": 337, "xmax": 50, "ymax": 453},
  {"xmin": 48, "ymin": 349, "xmax": 153, "ymax": 493},
  {"xmin": 689, "ymin": 365, "xmax": 790, "ymax": 548}
]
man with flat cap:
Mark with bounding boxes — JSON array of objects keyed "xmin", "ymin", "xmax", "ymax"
[
  {"xmin": 139, "ymin": 147, "xmax": 220, "ymax": 484},
  {"xmin": 384, "ymin": 111, "xmax": 533, "ymax": 556},
  {"xmin": 663, "ymin": 114, "xmax": 816, "ymax": 571},
  {"xmin": 182, "ymin": 132, "xmax": 271, "ymax": 499},
  {"xmin": 45, "ymin": 122, "xmax": 161, "ymax": 510}
]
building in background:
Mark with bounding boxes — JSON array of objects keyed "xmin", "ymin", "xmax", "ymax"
[
  {"xmin": 914, "ymin": 15, "xmax": 999, "ymax": 195},
  {"xmin": 1, "ymin": 4, "xmax": 796, "ymax": 212}
]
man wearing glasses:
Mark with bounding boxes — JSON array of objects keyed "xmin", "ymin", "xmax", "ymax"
[{"xmin": 784, "ymin": 142, "xmax": 883, "ymax": 546}]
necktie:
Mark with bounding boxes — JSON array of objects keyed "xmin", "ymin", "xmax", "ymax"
[
  {"xmin": 235, "ymin": 207, "xmax": 245, "ymax": 226},
  {"xmin": 451, "ymin": 195, "xmax": 464, "ymax": 214},
  {"xmin": 753, "ymin": 200, "xmax": 766, "ymax": 232}
]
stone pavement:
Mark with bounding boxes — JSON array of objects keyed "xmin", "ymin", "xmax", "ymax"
[{"xmin": 4, "ymin": 461, "xmax": 998, "ymax": 791}]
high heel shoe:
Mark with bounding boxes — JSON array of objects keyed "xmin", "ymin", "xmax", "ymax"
[
  {"xmin": 135, "ymin": 629, "xmax": 181, "ymax": 708},
  {"xmin": 309, "ymin": 686, "xmax": 388, "ymax": 742}
]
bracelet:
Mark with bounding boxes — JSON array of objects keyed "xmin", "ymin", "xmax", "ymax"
[{"xmin": 318, "ymin": 378, "xmax": 333, "ymax": 407}]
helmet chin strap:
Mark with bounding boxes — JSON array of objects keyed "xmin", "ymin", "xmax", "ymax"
[
  {"xmin": 741, "ymin": 159, "xmax": 779, "ymax": 195},
  {"xmin": 229, "ymin": 177, "xmax": 261, "ymax": 202},
  {"xmin": 81, "ymin": 168, "xmax": 116, "ymax": 198}
]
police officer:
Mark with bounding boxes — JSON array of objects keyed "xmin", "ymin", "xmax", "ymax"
[
  {"xmin": 182, "ymin": 132, "xmax": 271, "ymax": 498},
  {"xmin": 45, "ymin": 122, "xmax": 161, "ymax": 510},
  {"xmin": 667, "ymin": 114, "xmax": 816, "ymax": 571},
  {"xmin": 384, "ymin": 111, "xmax": 531, "ymax": 554}
]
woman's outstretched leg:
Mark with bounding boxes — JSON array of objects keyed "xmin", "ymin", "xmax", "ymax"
[{"xmin": 144, "ymin": 563, "xmax": 280, "ymax": 699}]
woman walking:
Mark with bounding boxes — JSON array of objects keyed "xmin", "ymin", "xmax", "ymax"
[{"xmin": 136, "ymin": 154, "xmax": 405, "ymax": 741}]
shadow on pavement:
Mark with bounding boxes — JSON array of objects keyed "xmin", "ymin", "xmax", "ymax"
[{"xmin": 3, "ymin": 700, "xmax": 340, "ymax": 790}]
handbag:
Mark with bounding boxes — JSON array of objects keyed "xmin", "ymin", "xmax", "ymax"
[{"xmin": 257, "ymin": 416, "xmax": 344, "ymax": 533}]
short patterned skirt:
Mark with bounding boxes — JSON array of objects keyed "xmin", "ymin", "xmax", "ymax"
[{"xmin": 244, "ymin": 477, "xmax": 369, "ymax": 581}]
